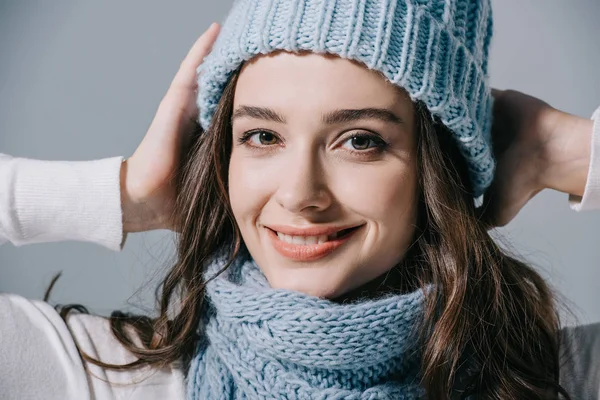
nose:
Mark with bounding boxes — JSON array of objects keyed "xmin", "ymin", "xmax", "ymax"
[{"xmin": 274, "ymin": 150, "xmax": 332, "ymax": 214}]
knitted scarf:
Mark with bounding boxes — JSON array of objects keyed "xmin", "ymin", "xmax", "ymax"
[{"xmin": 186, "ymin": 253, "xmax": 427, "ymax": 399}]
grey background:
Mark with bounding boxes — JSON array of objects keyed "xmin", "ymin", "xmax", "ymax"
[{"xmin": 0, "ymin": 1, "xmax": 599, "ymax": 324}]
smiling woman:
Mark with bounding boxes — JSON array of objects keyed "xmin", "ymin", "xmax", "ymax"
[{"xmin": 135, "ymin": 50, "xmax": 566, "ymax": 398}]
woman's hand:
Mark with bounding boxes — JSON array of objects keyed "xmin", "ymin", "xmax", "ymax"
[
  {"xmin": 478, "ymin": 89, "xmax": 593, "ymax": 227},
  {"xmin": 120, "ymin": 23, "xmax": 220, "ymax": 233}
]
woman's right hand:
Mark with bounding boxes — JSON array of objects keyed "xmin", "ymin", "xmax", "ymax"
[
  {"xmin": 120, "ymin": 23, "xmax": 220, "ymax": 233},
  {"xmin": 478, "ymin": 89, "xmax": 593, "ymax": 227}
]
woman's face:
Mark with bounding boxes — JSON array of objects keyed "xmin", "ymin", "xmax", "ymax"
[{"xmin": 228, "ymin": 51, "xmax": 418, "ymax": 299}]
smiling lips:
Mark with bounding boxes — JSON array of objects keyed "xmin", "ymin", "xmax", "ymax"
[{"xmin": 266, "ymin": 224, "xmax": 362, "ymax": 262}]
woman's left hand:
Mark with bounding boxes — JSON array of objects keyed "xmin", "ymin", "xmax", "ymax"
[
  {"xmin": 121, "ymin": 23, "xmax": 220, "ymax": 233},
  {"xmin": 478, "ymin": 89, "xmax": 593, "ymax": 227}
]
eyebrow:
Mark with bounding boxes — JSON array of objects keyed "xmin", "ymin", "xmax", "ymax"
[
  {"xmin": 323, "ymin": 108, "xmax": 404, "ymax": 126},
  {"xmin": 231, "ymin": 106, "xmax": 404, "ymax": 126},
  {"xmin": 232, "ymin": 106, "xmax": 286, "ymax": 124}
]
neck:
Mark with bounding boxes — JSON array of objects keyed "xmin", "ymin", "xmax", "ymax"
[{"xmin": 332, "ymin": 264, "xmax": 419, "ymax": 304}]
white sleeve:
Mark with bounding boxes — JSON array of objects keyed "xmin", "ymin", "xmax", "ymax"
[
  {"xmin": 0, "ymin": 294, "xmax": 185, "ymax": 400},
  {"xmin": 0, "ymin": 293, "xmax": 91, "ymax": 400},
  {"xmin": 67, "ymin": 312, "xmax": 186, "ymax": 400},
  {"xmin": 0, "ymin": 154, "xmax": 126, "ymax": 251},
  {"xmin": 569, "ymin": 106, "xmax": 600, "ymax": 211}
]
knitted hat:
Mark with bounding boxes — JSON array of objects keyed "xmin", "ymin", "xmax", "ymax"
[{"xmin": 197, "ymin": 0, "xmax": 495, "ymax": 197}]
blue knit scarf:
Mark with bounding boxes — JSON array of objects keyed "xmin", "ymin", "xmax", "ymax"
[{"xmin": 186, "ymin": 253, "xmax": 426, "ymax": 399}]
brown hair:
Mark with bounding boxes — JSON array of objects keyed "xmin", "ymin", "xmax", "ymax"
[{"xmin": 55, "ymin": 66, "xmax": 570, "ymax": 398}]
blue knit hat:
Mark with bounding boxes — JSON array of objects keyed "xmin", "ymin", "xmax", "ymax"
[{"xmin": 197, "ymin": 0, "xmax": 495, "ymax": 197}]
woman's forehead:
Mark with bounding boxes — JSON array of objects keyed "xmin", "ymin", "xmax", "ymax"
[{"xmin": 234, "ymin": 51, "xmax": 413, "ymax": 116}]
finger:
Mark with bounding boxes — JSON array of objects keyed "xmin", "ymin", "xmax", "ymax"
[
  {"xmin": 491, "ymin": 88, "xmax": 503, "ymax": 99},
  {"xmin": 181, "ymin": 22, "xmax": 220, "ymax": 72},
  {"xmin": 170, "ymin": 23, "xmax": 220, "ymax": 92}
]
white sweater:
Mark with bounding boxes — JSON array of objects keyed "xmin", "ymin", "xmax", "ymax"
[{"xmin": 0, "ymin": 106, "xmax": 599, "ymax": 400}]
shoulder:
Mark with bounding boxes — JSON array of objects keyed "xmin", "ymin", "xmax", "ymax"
[
  {"xmin": 66, "ymin": 309, "xmax": 186, "ymax": 400},
  {"xmin": 0, "ymin": 293, "xmax": 186, "ymax": 400},
  {"xmin": 560, "ymin": 322, "xmax": 600, "ymax": 399},
  {"xmin": 0, "ymin": 293, "xmax": 90, "ymax": 399}
]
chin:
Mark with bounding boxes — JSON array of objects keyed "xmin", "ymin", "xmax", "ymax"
[{"xmin": 262, "ymin": 268, "xmax": 352, "ymax": 299}]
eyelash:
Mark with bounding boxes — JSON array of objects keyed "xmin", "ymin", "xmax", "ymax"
[
  {"xmin": 237, "ymin": 130, "xmax": 280, "ymax": 148},
  {"xmin": 237, "ymin": 129, "xmax": 388, "ymax": 155}
]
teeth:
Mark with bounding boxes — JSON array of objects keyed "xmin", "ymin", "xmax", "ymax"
[
  {"xmin": 305, "ymin": 236, "xmax": 317, "ymax": 245},
  {"xmin": 276, "ymin": 232, "xmax": 331, "ymax": 245},
  {"xmin": 276, "ymin": 233, "xmax": 291, "ymax": 243}
]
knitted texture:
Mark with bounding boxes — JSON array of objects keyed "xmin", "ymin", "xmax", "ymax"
[
  {"xmin": 186, "ymin": 253, "xmax": 426, "ymax": 399},
  {"xmin": 197, "ymin": 0, "xmax": 495, "ymax": 197}
]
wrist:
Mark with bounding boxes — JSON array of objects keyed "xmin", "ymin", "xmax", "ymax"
[
  {"xmin": 120, "ymin": 159, "xmax": 165, "ymax": 233},
  {"xmin": 540, "ymin": 109, "xmax": 593, "ymax": 196}
]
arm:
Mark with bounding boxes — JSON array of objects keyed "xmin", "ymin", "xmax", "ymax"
[
  {"xmin": 0, "ymin": 154, "xmax": 125, "ymax": 251},
  {"xmin": 0, "ymin": 24, "xmax": 222, "ymax": 249}
]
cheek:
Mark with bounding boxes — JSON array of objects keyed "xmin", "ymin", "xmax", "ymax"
[
  {"xmin": 331, "ymin": 161, "xmax": 417, "ymax": 223},
  {"xmin": 228, "ymin": 152, "xmax": 276, "ymax": 223}
]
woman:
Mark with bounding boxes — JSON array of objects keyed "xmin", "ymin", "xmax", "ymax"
[{"xmin": 1, "ymin": 1, "xmax": 599, "ymax": 399}]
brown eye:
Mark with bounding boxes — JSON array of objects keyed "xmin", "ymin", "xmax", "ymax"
[
  {"xmin": 240, "ymin": 130, "xmax": 280, "ymax": 146},
  {"xmin": 342, "ymin": 133, "xmax": 386, "ymax": 151},
  {"xmin": 256, "ymin": 131, "xmax": 277, "ymax": 145},
  {"xmin": 350, "ymin": 136, "xmax": 371, "ymax": 150}
]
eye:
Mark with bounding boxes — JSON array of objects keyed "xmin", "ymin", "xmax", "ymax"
[
  {"xmin": 238, "ymin": 129, "xmax": 280, "ymax": 146},
  {"xmin": 341, "ymin": 133, "xmax": 387, "ymax": 152}
]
